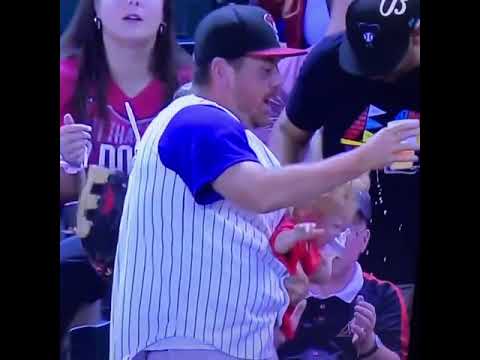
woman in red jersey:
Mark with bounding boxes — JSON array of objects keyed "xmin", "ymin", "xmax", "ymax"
[
  {"xmin": 59, "ymin": 0, "xmax": 192, "ymax": 346},
  {"xmin": 60, "ymin": 0, "xmax": 192, "ymax": 202}
]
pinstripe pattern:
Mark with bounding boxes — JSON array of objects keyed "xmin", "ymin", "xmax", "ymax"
[{"xmin": 110, "ymin": 95, "xmax": 289, "ymax": 360}]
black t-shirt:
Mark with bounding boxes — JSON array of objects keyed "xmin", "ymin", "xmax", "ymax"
[
  {"xmin": 286, "ymin": 34, "xmax": 420, "ymax": 284},
  {"xmin": 277, "ymin": 274, "xmax": 410, "ymax": 360}
]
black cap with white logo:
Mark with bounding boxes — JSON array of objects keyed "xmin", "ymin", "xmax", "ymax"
[
  {"xmin": 193, "ymin": 5, "xmax": 307, "ymax": 66},
  {"xmin": 339, "ymin": 0, "xmax": 420, "ymax": 77}
]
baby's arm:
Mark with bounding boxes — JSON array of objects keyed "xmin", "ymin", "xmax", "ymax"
[
  {"xmin": 274, "ymin": 222, "xmax": 324, "ymax": 254},
  {"xmin": 270, "ymin": 217, "xmax": 324, "ymax": 275}
]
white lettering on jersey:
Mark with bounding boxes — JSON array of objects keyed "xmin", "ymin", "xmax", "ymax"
[
  {"xmin": 380, "ymin": 0, "xmax": 407, "ymax": 16},
  {"xmin": 99, "ymin": 144, "xmax": 134, "ymax": 174}
]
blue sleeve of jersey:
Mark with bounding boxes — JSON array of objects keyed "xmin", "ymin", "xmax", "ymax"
[{"xmin": 158, "ymin": 104, "xmax": 260, "ymax": 205}]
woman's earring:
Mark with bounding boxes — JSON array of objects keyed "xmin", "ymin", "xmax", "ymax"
[
  {"xmin": 94, "ymin": 16, "xmax": 103, "ymax": 31},
  {"xmin": 158, "ymin": 22, "xmax": 167, "ymax": 35}
]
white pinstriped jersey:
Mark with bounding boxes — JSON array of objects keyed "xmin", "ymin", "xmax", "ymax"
[{"xmin": 110, "ymin": 95, "xmax": 289, "ymax": 360}]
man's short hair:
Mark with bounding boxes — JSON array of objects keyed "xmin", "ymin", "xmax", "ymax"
[
  {"xmin": 353, "ymin": 189, "xmax": 372, "ymax": 225},
  {"xmin": 193, "ymin": 57, "xmax": 245, "ymax": 86}
]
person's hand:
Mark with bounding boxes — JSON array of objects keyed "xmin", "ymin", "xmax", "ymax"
[
  {"xmin": 293, "ymin": 222, "xmax": 326, "ymax": 243},
  {"xmin": 351, "ymin": 295, "xmax": 377, "ymax": 354},
  {"xmin": 283, "ymin": 263, "xmax": 309, "ymax": 306},
  {"xmin": 60, "ymin": 113, "xmax": 92, "ymax": 167},
  {"xmin": 359, "ymin": 119, "xmax": 419, "ymax": 170},
  {"xmin": 274, "ymin": 222, "xmax": 325, "ymax": 254},
  {"xmin": 274, "ymin": 299, "xmax": 307, "ymax": 348}
]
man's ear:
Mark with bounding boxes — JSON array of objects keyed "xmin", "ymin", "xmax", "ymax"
[
  {"xmin": 210, "ymin": 57, "xmax": 236, "ymax": 86},
  {"xmin": 360, "ymin": 229, "xmax": 370, "ymax": 253}
]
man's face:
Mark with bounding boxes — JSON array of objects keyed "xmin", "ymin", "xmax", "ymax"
[
  {"xmin": 231, "ymin": 57, "xmax": 282, "ymax": 128},
  {"xmin": 331, "ymin": 217, "xmax": 369, "ymax": 277}
]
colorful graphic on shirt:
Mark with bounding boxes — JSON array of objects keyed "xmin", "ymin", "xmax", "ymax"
[
  {"xmin": 336, "ymin": 321, "xmax": 354, "ymax": 338},
  {"xmin": 341, "ymin": 105, "xmax": 420, "ymax": 175}
]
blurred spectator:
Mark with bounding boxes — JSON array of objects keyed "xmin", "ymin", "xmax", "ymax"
[
  {"xmin": 278, "ymin": 183, "xmax": 410, "ymax": 360},
  {"xmin": 253, "ymin": 0, "xmax": 353, "ymax": 47}
]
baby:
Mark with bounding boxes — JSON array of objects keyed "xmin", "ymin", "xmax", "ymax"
[{"xmin": 270, "ymin": 174, "xmax": 369, "ymax": 339}]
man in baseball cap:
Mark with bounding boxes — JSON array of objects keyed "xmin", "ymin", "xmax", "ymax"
[
  {"xmin": 192, "ymin": 4, "xmax": 308, "ymax": 129},
  {"xmin": 194, "ymin": 4, "xmax": 307, "ymax": 64},
  {"xmin": 110, "ymin": 4, "xmax": 419, "ymax": 360},
  {"xmin": 339, "ymin": 0, "xmax": 420, "ymax": 76},
  {"xmin": 270, "ymin": 0, "xmax": 421, "ymax": 287}
]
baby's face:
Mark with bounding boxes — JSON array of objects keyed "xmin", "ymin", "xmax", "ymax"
[
  {"xmin": 307, "ymin": 216, "xmax": 348, "ymax": 285},
  {"xmin": 293, "ymin": 208, "xmax": 348, "ymax": 247},
  {"xmin": 316, "ymin": 215, "xmax": 348, "ymax": 244}
]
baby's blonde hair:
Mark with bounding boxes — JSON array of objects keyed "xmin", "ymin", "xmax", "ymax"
[{"xmin": 292, "ymin": 172, "xmax": 371, "ymax": 223}]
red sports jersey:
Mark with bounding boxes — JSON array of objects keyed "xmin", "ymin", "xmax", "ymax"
[
  {"xmin": 60, "ymin": 57, "xmax": 192, "ymax": 174},
  {"xmin": 270, "ymin": 215, "xmax": 322, "ymax": 340},
  {"xmin": 270, "ymin": 215, "xmax": 321, "ymax": 276}
]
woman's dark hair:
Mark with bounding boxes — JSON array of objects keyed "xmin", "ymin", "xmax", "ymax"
[{"xmin": 60, "ymin": 0, "xmax": 191, "ymax": 125}]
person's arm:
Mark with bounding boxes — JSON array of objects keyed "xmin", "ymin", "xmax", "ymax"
[
  {"xmin": 213, "ymin": 148, "xmax": 364, "ymax": 212},
  {"xmin": 373, "ymin": 285, "xmax": 410, "ymax": 360},
  {"xmin": 274, "ymin": 222, "xmax": 323, "ymax": 254},
  {"xmin": 351, "ymin": 284, "xmax": 410, "ymax": 360},
  {"xmin": 159, "ymin": 104, "xmax": 418, "ymax": 215},
  {"xmin": 60, "ymin": 61, "xmax": 91, "ymax": 204},
  {"xmin": 269, "ymin": 41, "xmax": 341, "ymax": 165},
  {"xmin": 274, "ymin": 298, "xmax": 307, "ymax": 348},
  {"xmin": 324, "ymin": 0, "xmax": 353, "ymax": 36},
  {"xmin": 60, "ymin": 168, "xmax": 86, "ymax": 204},
  {"xmin": 271, "ymin": 219, "xmax": 325, "ymax": 275},
  {"xmin": 365, "ymin": 345, "xmax": 400, "ymax": 360},
  {"xmin": 213, "ymin": 120, "xmax": 419, "ymax": 213},
  {"xmin": 269, "ymin": 110, "xmax": 314, "ymax": 165},
  {"xmin": 355, "ymin": 334, "xmax": 400, "ymax": 360},
  {"xmin": 60, "ymin": 114, "xmax": 91, "ymax": 204}
]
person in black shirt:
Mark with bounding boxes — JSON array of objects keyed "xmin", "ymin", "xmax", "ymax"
[
  {"xmin": 278, "ymin": 185, "xmax": 410, "ymax": 360},
  {"xmin": 270, "ymin": 0, "xmax": 420, "ymax": 285}
]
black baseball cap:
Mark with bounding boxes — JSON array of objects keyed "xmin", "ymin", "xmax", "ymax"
[
  {"xmin": 339, "ymin": 0, "xmax": 420, "ymax": 77},
  {"xmin": 193, "ymin": 5, "xmax": 307, "ymax": 66}
]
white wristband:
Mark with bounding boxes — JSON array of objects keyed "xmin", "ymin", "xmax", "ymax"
[{"xmin": 60, "ymin": 159, "xmax": 84, "ymax": 175}]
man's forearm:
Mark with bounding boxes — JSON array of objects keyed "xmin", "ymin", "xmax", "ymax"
[
  {"xmin": 269, "ymin": 117, "xmax": 311, "ymax": 165},
  {"xmin": 325, "ymin": 0, "xmax": 351, "ymax": 36},
  {"xmin": 356, "ymin": 333, "xmax": 402, "ymax": 360},
  {"xmin": 269, "ymin": 130, "xmax": 303, "ymax": 165},
  {"xmin": 257, "ymin": 146, "xmax": 373, "ymax": 212}
]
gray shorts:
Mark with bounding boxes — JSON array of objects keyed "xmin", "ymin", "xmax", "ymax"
[{"xmin": 133, "ymin": 349, "xmax": 278, "ymax": 360}]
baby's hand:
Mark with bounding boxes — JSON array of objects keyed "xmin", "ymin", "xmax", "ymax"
[
  {"xmin": 274, "ymin": 223, "xmax": 325, "ymax": 254},
  {"xmin": 293, "ymin": 222, "xmax": 325, "ymax": 241}
]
